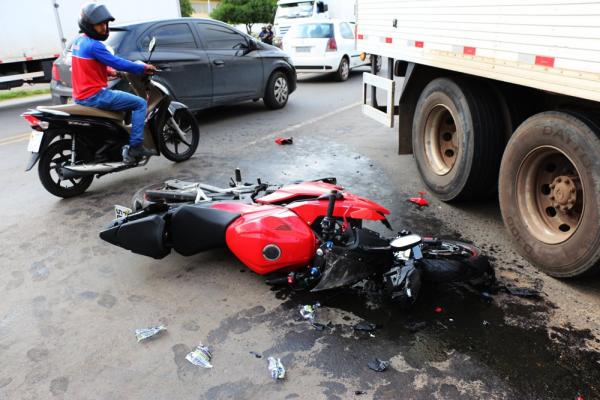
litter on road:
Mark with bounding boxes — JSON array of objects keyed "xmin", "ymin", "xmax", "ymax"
[
  {"xmin": 275, "ymin": 137, "xmax": 293, "ymax": 145},
  {"xmin": 368, "ymin": 358, "xmax": 390, "ymax": 372},
  {"xmin": 408, "ymin": 192, "xmax": 429, "ymax": 207},
  {"xmin": 135, "ymin": 325, "xmax": 167, "ymax": 342},
  {"xmin": 353, "ymin": 321, "xmax": 377, "ymax": 333},
  {"xmin": 185, "ymin": 344, "xmax": 213, "ymax": 368},
  {"xmin": 250, "ymin": 351, "xmax": 262, "ymax": 358},
  {"xmin": 299, "ymin": 302, "xmax": 320, "ymax": 322},
  {"xmin": 268, "ymin": 357, "xmax": 285, "ymax": 380}
]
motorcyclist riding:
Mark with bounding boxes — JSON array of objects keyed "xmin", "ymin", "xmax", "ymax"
[{"xmin": 72, "ymin": 2, "xmax": 157, "ymax": 163}]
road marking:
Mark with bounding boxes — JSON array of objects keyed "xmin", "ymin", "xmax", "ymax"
[
  {"xmin": 237, "ymin": 101, "xmax": 362, "ymax": 150},
  {"xmin": 0, "ymin": 132, "xmax": 30, "ymax": 147}
]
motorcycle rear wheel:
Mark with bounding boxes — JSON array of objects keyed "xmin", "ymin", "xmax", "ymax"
[{"xmin": 38, "ymin": 139, "xmax": 94, "ymax": 198}]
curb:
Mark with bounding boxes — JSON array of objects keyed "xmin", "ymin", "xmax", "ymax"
[{"xmin": 0, "ymin": 94, "xmax": 52, "ymax": 110}]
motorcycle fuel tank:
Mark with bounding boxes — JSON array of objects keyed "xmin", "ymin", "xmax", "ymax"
[{"xmin": 224, "ymin": 206, "xmax": 316, "ymax": 275}]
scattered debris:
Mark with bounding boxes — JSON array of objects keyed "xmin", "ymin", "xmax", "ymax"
[
  {"xmin": 449, "ymin": 318, "xmax": 454, "ymax": 323},
  {"xmin": 268, "ymin": 357, "xmax": 285, "ymax": 380},
  {"xmin": 404, "ymin": 321, "xmax": 427, "ymax": 333},
  {"xmin": 275, "ymin": 137, "xmax": 293, "ymax": 145},
  {"xmin": 481, "ymin": 291, "xmax": 493, "ymax": 303},
  {"xmin": 408, "ymin": 192, "xmax": 429, "ymax": 207},
  {"xmin": 504, "ymin": 286, "xmax": 541, "ymax": 299},
  {"xmin": 576, "ymin": 395, "xmax": 584, "ymax": 400},
  {"xmin": 355, "ymin": 390, "xmax": 367, "ymax": 395},
  {"xmin": 300, "ymin": 303, "xmax": 320, "ymax": 321},
  {"xmin": 250, "ymin": 351, "xmax": 262, "ymax": 359},
  {"xmin": 353, "ymin": 321, "xmax": 377, "ymax": 333},
  {"xmin": 434, "ymin": 306, "xmax": 444, "ymax": 313},
  {"xmin": 185, "ymin": 344, "xmax": 213, "ymax": 368},
  {"xmin": 311, "ymin": 321, "xmax": 333, "ymax": 331},
  {"xmin": 135, "ymin": 325, "xmax": 167, "ymax": 342},
  {"xmin": 368, "ymin": 358, "xmax": 389, "ymax": 372},
  {"xmin": 483, "ymin": 320, "xmax": 491, "ymax": 327}
]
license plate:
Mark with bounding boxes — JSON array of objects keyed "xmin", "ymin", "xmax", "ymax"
[
  {"xmin": 27, "ymin": 131, "xmax": 43, "ymax": 152},
  {"xmin": 295, "ymin": 46, "xmax": 311, "ymax": 53},
  {"xmin": 114, "ymin": 205, "xmax": 132, "ymax": 219}
]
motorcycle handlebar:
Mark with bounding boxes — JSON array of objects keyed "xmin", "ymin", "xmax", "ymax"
[{"xmin": 326, "ymin": 190, "xmax": 337, "ymax": 219}]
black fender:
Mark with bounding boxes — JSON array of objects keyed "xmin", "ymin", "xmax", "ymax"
[
  {"xmin": 168, "ymin": 101, "xmax": 188, "ymax": 116},
  {"xmin": 24, "ymin": 130, "xmax": 68, "ymax": 172}
]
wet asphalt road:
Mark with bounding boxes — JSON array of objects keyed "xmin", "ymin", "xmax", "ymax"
[{"xmin": 1, "ymin": 70, "xmax": 600, "ymax": 399}]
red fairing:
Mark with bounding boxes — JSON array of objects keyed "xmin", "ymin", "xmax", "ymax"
[
  {"xmin": 257, "ymin": 181, "xmax": 344, "ymax": 204},
  {"xmin": 224, "ymin": 206, "xmax": 316, "ymax": 275},
  {"xmin": 287, "ymin": 192, "xmax": 390, "ymax": 226}
]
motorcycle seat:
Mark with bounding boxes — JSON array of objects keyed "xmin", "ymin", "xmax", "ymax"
[
  {"xmin": 169, "ymin": 205, "xmax": 240, "ymax": 256},
  {"xmin": 36, "ymin": 104, "xmax": 124, "ymax": 121}
]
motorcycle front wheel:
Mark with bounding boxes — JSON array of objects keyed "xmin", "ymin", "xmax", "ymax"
[
  {"xmin": 38, "ymin": 139, "xmax": 94, "ymax": 198},
  {"xmin": 419, "ymin": 239, "xmax": 494, "ymax": 285},
  {"xmin": 159, "ymin": 109, "xmax": 200, "ymax": 162}
]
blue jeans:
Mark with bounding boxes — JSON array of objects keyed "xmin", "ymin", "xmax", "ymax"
[{"xmin": 76, "ymin": 89, "xmax": 147, "ymax": 147}]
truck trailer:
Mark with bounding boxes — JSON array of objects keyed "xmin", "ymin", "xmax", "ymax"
[
  {"xmin": 357, "ymin": 0, "xmax": 600, "ymax": 277},
  {"xmin": 0, "ymin": 0, "xmax": 181, "ymax": 90}
]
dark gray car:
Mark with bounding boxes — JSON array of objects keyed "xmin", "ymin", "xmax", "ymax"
[{"xmin": 51, "ymin": 18, "xmax": 297, "ymax": 111}]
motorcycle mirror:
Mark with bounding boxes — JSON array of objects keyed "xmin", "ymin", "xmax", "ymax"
[
  {"xmin": 147, "ymin": 37, "xmax": 157, "ymax": 63},
  {"xmin": 390, "ymin": 234, "xmax": 422, "ymax": 251}
]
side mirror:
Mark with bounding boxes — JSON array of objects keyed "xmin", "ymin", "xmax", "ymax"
[{"xmin": 149, "ymin": 37, "xmax": 156, "ymax": 53}]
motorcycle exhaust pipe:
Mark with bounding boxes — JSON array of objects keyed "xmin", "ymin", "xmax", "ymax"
[{"xmin": 62, "ymin": 162, "xmax": 129, "ymax": 177}]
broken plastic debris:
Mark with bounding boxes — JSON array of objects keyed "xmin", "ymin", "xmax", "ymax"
[
  {"xmin": 368, "ymin": 358, "xmax": 389, "ymax": 372},
  {"xmin": 250, "ymin": 351, "xmax": 262, "ymax": 359},
  {"xmin": 408, "ymin": 192, "xmax": 429, "ymax": 207},
  {"xmin": 504, "ymin": 286, "xmax": 541, "ymax": 299},
  {"xmin": 483, "ymin": 320, "xmax": 491, "ymax": 326},
  {"xmin": 353, "ymin": 321, "xmax": 377, "ymax": 333},
  {"xmin": 404, "ymin": 321, "xmax": 427, "ymax": 333},
  {"xmin": 275, "ymin": 137, "xmax": 293, "ymax": 145},
  {"xmin": 355, "ymin": 390, "xmax": 366, "ymax": 395},
  {"xmin": 299, "ymin": 302, "xmax": 320, "ymax": 322},
  {"xmin": 135, "ymin": 325, "xmax": 167, "ymax": 342},
  {"xmin": 268, "ymin": 357, "xmax": 285, "ymax": 380},
  {"xmin": 434, "ymin": 306, "xmax": 444, "ymax": 313},
  {"xmin": 185, "ymin": 344, "xmax": 213, "ymax": 368}
]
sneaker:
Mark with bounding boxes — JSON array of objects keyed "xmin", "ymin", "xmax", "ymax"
[{"xmin": 123, "ymin": 144, "xmax": 156, "ymax": 163}]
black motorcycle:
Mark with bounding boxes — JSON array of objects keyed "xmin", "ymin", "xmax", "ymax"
[{"xmin": 22, "ymin": 38, "xmax": 200, "ymax": 198}]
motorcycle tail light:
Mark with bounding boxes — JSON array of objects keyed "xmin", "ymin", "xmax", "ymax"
[
  {"xmin": 22, "ymin": 114, "xmax": 48, "ymax": 130},
  {"xmin": 52, "ymin": 63, "xmax": 60, "ymax": 81},
  {"xmin": 326, "ymin": 37, "xmax": 337, "ymax": 51}
]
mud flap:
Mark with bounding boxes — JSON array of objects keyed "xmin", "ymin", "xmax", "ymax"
[{"xmin": 25, "ymin": 152, "xmax": 40, "ymax": 171}]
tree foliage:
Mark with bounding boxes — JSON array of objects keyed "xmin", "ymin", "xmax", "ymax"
[
  {"xmin": 180, "ymin": 0, "xmax": 194, "ymax": 17},
  {"xmin": 211, "ymin": 0, "xmax": 277, "ymax": 34}
]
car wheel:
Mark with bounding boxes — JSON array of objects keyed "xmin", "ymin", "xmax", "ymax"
[
  {"xmin": 335, "ymin": 57, "xmax": 350, "ymax": 81},
  {"xmin": 499, "ymin": 111, "xmax": 600, "ymax": 277},
  {"xmin": 264, "ymin": 71, "xmax": 289, "ymax": 110}
]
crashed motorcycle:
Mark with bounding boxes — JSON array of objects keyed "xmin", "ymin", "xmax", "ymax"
[
  {"xmin": 21, "ymin": 38, "xmax": 199, "ymax": 198},
  {"xmin": 100, "ymin": 172, "xmax": 493, "ymax": 305}
]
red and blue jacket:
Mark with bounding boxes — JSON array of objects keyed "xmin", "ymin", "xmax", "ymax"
[{"xmin": 71, "ymin": 34, "xmax": 146, "ymax": 100}]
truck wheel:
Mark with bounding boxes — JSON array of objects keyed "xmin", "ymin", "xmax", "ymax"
[
  {"xmin": 499, "ymin": 111, "xmax": 600, "ymax": 277},
  {"xmin": 412, "ymin": 77, "xmax": 505, "ymax": 201}
]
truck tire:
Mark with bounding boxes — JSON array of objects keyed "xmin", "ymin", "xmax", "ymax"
[
  {"xmin": 499, "ymin": 111, "xmax": 600, "ymax": 277},
  {"xmin": 412, "ymin": 77, "xmax": 505, "ymax": 201}
]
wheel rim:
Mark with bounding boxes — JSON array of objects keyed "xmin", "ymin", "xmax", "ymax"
[
  {"xmin": 163, "ymin": 113, "xmax": 194, "ymax": 156},
  {"xmin": 274, "ymin": 77, "xmax": 288, "ymax": 104},
  {"xmin": 516, "ymin": 146, "xmax": 584, "ymax": 244},
  {"xmin": 341, "ymin": 59, "xmax": 349, "ymax": 79},
  {"xmin": 422, "ymin": 104, "xmax": 459, "ymax": 175},
  {"xmin": 48, "ymin": 147, "xmax": 87, "ymax": 190}
]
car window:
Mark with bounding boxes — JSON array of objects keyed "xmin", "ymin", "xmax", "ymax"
[
  {"xmin": 339, "ymin": 23, "xmax": 354, "ymax": 40},
  {"xmin": 140, "ymin": 23, "xmax": 197, "ymax": 50},
  {"xmin": 196, "ymin": 23, "xmax": 248, "ymax": 50},
  {"xmin": 288, "ymin": 23, "xmax": 333, "ymax": 39}
]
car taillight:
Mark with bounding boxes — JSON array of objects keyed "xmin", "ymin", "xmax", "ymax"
[
  {"xmin": 326, "ymin": 37, "xmax": 337, "ymax": 51},
  {"xmin": 52, "ymin": 63, "xmax": 60, "ymax": 81}
]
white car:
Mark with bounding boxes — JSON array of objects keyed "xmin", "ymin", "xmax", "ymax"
[{"xmin": 282, "ymin": 19, "xmax": 372, "ymax": 81}]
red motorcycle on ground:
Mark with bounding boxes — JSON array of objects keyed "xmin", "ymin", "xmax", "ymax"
[{"xmin": 100, "ymin": 171, "xmax": 493, "ymax": 305}]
